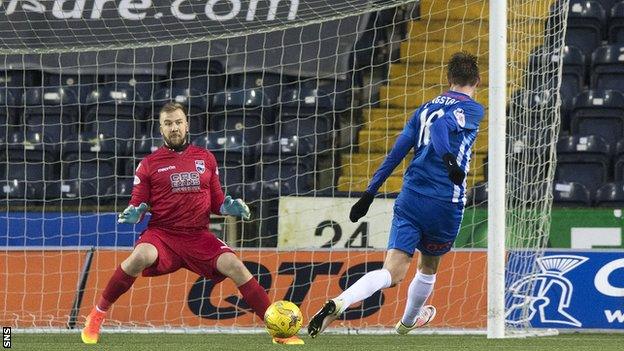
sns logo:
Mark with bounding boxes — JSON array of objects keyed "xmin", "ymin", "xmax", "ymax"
[{"xmin": 505, "ymin": 255, "xmax": 588, "ymax": 327}]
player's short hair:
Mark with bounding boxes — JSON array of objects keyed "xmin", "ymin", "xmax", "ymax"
[
  {"xmin": 447, "ymin": 52, "xmax": 480, "ymax": 86},
  {"xmin": 159, "ymin": 102, "xmax": 187, "ymax": 118}
]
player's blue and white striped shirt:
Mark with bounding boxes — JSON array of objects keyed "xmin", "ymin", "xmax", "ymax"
[{"xmin": 366, "ymin": 90, "xmax": 485, "ymax": 204}]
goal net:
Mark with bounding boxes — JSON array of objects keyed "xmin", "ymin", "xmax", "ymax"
[{"xmin": 0, "ymin": 0, "xmax": 567, "ymax": 336}]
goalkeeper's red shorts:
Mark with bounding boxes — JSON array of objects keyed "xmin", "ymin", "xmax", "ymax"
[{"xmin": 135, "ymin": 226, "xmax": 234, "ymax": 283}]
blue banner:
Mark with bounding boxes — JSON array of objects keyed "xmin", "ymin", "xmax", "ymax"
[
  {"xmin": 0, "ymin": 212, "xmax": 146, "ymax": 247},
  {"xmin": 506, "ymin": 250, "xmax": 624, "ymax": 330}
]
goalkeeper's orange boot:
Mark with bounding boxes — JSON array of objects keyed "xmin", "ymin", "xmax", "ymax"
[
  {"xmin": 81, "ymin": 307, "xmax": 106, "ymax": 344},
  {"xmin": 272, "ymin": 335, "xmax": 305, "ymax": 345}
]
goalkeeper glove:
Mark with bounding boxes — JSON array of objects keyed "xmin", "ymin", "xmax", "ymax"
[
  {"xmin": 442, "ymin": 153, "xmax": 465, "ymax": 186},
  {"xmin": 349, "ymin": 191, "xmax": 375, "ymax": 223},
  {"xmin": 118, "ymin": 203, "xmax": 149, "ymax": 224},
  {"xmin": 220, "ymin": 195, "xmax": 251, "ymax": 220}
]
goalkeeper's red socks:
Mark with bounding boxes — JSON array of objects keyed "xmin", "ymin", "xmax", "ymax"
[
  {"xmin": 238, "ymin": 277, "xmax": 270, "ymax": 320},
  {"xmin": 97, "ymin": 265, "xmax": 137, "ymax": 311}
]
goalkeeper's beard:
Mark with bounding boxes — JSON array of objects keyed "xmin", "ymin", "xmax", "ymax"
[{"xmin": 163, "ymin": 132, "xmax": 188, "ymax": 152}]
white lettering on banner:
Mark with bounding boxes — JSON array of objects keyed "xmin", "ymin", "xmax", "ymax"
[
  {"xmin": 4, "ymin": 0, "xmax": 300, "ymax": 22},
  {"xmin": 90, "ymin": 0, "xmax": 115, "ymax": 19},
  {"xmin": 594, "ymin": 258, "xmax": 624, "ymax": 297},
  {"xmin": 604, "ymin": 310, "xmax": 624, "ymax": 323},
  {"xmin": 205, "ymin": 0, "xmax": 240, "ymax": 21},
  {"xmin": 570, "ymin": 227, "xmax": 622, "ymax": 249},
  {"xmin": 52, "ymin": 0, "xmax": 86, "ymax": 19},
  {"xmin": 277, "ymin": 197, "xmax": 394, "ymax": 249},
  {"xmin": 247, "ymin": 0, "xmax": 298, "ymax": 21},
  {"xmin": 171, "ymin": 0, "xmax": 195, "ymax": 20},
  {"xmin": 118, "ymin": 0, "xmax": 151, "ymax": 20}
]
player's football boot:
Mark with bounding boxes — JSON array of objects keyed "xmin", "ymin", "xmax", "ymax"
[
  {"xmin": 395, "ymin": 305, "xmax": 437, "ymax": 335},
  {"xmin": 307, "ymin": 298, "xmax": 344, "ymax": 338},
  {"xmin": 272, "ymin": 335, "xmax": 305, "ymax": 345},
  {"xmin": 81, "ymin": 307, "xmax": 106, "ymax": 344}
]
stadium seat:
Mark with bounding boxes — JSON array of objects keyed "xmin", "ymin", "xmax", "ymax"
[
  {"xmin": 0, "ymin": 88, "xmax": 18, "ymax": 143},
  {"xmin": 561, "ymin": 46, "xmax": 587, "ymax": 123},
  {"xmin": 612, "ymin": 137, "xmax": 624, "ymax": 180},
  {"xmin": 594, "ymin": 181, "xmax": 624, "ymax": 205},
  {"xmin": 192, "ymin": 131, "xmax": 250, "ymax": 189},
  {"xmin": 23, "ymin": 87, "xmax": 79, "ymax": 145},
  {"xmin": 105, "ymin": 178, "xmax": 135, "ymax": 204},
  {"xmin": 563, "ymin": 0, "xmax": 607, "ymax": 57},
  {"xmin": 0, "ymin": 70, "xmax": 40, "ymax": 88},
  {"xmin": 226, "ymin": 72, "xmax": 282, "ymax": 103},
  {"xmin": 127, "ymin": 134, "xmax": 164, "ymax": 157},
  {"xmin": 152, "ymin": 87, "xmax": 209, "ymax": 136},
  {"xmin": 553, "ymin": 182, "xmax": 592, "ymax": 206},
  {"xmin": 211, "ymin": 88, "xmax": 275, "ymax": 146},
  {"xmin": 279, "ymin": 80, "xmax": 338, "ymax": 152},
  {"xmin": 590, "ymin": 44, "xmax": 624, "ymax": 91},
  {"xmin": 102, "ymin": 72, "xmax": 165, "ymax": 100},
  {"xmin": 59, "ymin": 179, "xmax": 99, "ymax": 205},
  {"xmin": 609, "ymin": 1, "xmax": 624, "ymax": 42},
  {"xmin": 2, "ymin": 155, "xmax": 58, "ymax": 201},
  {"xmin": 169, "ymin": 59, "xmax": 224, "ymax": 96},
  {"xmin": 84, "ymin": 85, "xmax": 147, "ymax": 141},
  {"xmin": 555, "ymin": 134, "xmax": 611, "ymax": 191},
  {"xmin": 570, "ymin": 89, "xmax": 624, "ymax": 145},
  {"xmin": 256, "ymin": 135, "xmax": 316, "ymax": 195},
  {"xmin": 508, "ymin": 89, "xmax": 559, "ymax": 143},
  {"xmin": 43, "ymin": 72, "xmax": 98, "ymax": 104},
  {"xmin": 62, "ymin": 131, "xmax": 117, "ymax": 197}
]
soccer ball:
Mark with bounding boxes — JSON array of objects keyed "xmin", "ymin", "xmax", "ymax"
[{"xmin": 264, "ymin": 300, "xmax": 303, "ymax": 338}]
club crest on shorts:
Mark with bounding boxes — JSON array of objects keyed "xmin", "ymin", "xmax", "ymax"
[{"xmin": 195, "ymin": 160, "xmax": 205, "ymax": 174}]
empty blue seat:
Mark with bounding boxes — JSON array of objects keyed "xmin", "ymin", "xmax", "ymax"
[
  {"xmin": 211, "ymin": 88, "xmax": 275, "ymax": 146},
  {"xmin": 563, "ymin": 1, "xmax": 607, "ymax": 57},
  {"xmin": 279, "ymin": 80, "xmax": 339, "ymax": 151},
  {"xmin": 102, "ymin": 73, "xmax": 164, "ymax": 100},
  {"xmin": 152, "ymin": 87, "xmax": 209, "ymax": 136},
  {"xmin": 127, "ymin": 134, "xmax": 164, "ymax": 157},
  {"xmin": 591, "ymin": 44, "xmax": 624, "ymax": 92},
  {"xmin": 612, "ymin": 137, "xmax": 624, "ymax": 180},
  {"xmin": 595, "ymin": 181, "xmax": 624, "ymax": 205},
  {"xmin": 59, "ymin": 179, "xmax": 99, "ymax": 205},
  {"xmin": 226, "ymin": 72, "xmax": 282, "ymax": 103},
  {"xmin": 192, "ymin": 131, "xmax": 250, "ymax": 188},
  {"xmin": 0, "ymin": 88, "xmax": 18, "ymax": 143},
  {"xmin": 553, "ymin": 182, "xmax": 592, "ymax": 206},
  {"xmin": 0, "ymin": 70, "xmax": 40, "ymax": 87},
  {"xmin": 62, "ymin": 131, "xmax": 117, "ymax": 196},
  {"xmin": 256, "ymin": 135, "xmax": 315, "ymax": 194},
  {"xmin": 609, "ymin": 1, "xmax": 624, "ymax": 42},
  {"xmin": 23, "ymin": 87, "xmax": 79, "ymax": 145},
  {"xmin": 43, "ymin": 72, "xmax": 98, "ymax": 104},
  {"xmin": 84, "ymin": 85, "xmax": 147, "ymax": 140},
  {"xmin": 169, "ymin": 60, "xmax": 224, "ymax": 95},
  {"xmin": 571, "ymin": 89, "xmax": 624, "ymax": 145},
  {"xmin": 555, "ymin": 135, "xmax": 611, "ymax": 191},
  {"xmin": 105, "ymin": 178, "xmax": 134, "ymax": 203}
]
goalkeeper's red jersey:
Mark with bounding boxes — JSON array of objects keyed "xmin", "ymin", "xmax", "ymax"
[{"xmin": 129, "ymin": 144, "xmax": 225, "ymax": 231}]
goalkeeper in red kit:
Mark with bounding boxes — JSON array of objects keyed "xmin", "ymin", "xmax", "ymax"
[{"xmin": 81, "ymin": 102, "xmax": 303, "ymax": 345}]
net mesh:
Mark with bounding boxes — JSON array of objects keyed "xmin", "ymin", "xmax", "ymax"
[{"xmin": 0, "ymin": 0, "xmax": 567, "ymax": 334}]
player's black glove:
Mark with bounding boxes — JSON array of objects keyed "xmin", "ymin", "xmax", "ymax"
[
  {"xmin": 443, "ymin": 153, "xmax": 465, "ymax": 186},
  {"xmin": 349, "ymin": 191, "xmax": 375, "ymax": 223}
]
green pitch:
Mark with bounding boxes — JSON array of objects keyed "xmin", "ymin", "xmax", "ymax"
[{"xmin": 13, "ymin": 333, "xmax": 623, "ymax": 351}]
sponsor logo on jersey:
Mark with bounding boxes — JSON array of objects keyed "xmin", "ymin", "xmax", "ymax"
[
  {"xmin": 453, "ymin": 108, "xmax": 466, "ymax": 127},
  {"xmin": 133, "ymin": 175, "xmax": 141, "ymax": 185},
  {"xmin": 170, "ymin": 172, "xmax": 201, "ymax": 192},
  {"xmin": 157, "ymin": 165, "xmax": 176, "ymax": 173},
  {"xmin": 195, "ymin": 160, "xmax": 206, "ymax": 174}
]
